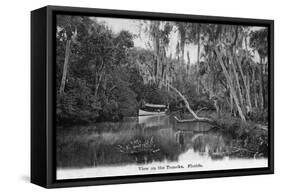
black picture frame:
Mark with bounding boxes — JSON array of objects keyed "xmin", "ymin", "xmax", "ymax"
[{"xmin": 31, "ymin": 5, "xmax": 274, "ymax": 188}]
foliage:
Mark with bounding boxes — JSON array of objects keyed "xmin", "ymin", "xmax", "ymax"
[
  {"xmin": 249, "ymin": 28, "xmax": 268, "ymax": 58},
  {"xmin": 56, "ymin": 16, "xmax": 139, "ymax": 124},
  {"xmin": 56, "ymin": 78, "xmax": 100, "ymax": 124},
  {"xmin": 56, "ymin": 16, "xmax": 269, "ymax": 127}
]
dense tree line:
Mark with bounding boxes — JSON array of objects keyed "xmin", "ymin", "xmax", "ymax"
[
  {"xmin": 56, "ymin": 16, "xmax": 167, "ymax": 124},
  {"xmin": 139, "ymin": 21, "xmax": 268, "ymax": 125},
  {"xmin": 56, "ymin": 15, "xmax": 268, "ymax": 126}
]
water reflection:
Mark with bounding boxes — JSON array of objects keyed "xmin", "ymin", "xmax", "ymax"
[{"xmin": 56, "ymin": 115, "xmax": 258, "ymax": 169}]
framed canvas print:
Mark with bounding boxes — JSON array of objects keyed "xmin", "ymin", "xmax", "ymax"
[{"xmin": 31, "ymin": 5, "xmax": 274, "ymax": 188}]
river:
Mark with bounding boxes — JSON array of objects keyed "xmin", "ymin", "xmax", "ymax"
[{"xmin": 56, "ymin": 115, "xmax": 267, "ymax": 180}]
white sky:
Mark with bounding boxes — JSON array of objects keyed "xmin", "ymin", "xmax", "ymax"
[
  {"xmin": 95, "ymin": 17, "xmax": 264, "ymax": 64},
  {"xmin": 95, "ymin": 17, "xmax": 145, "ymax": 47}
]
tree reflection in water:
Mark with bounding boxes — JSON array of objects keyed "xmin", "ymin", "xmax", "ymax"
[{"xmin": 57, "ymin": 115, "xmax": 264, "ymax": 169}]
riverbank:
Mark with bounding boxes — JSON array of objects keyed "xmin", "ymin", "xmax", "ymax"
[{"xmin": 173, "ymin": 110, "xmax": 268, "ymax": 158}]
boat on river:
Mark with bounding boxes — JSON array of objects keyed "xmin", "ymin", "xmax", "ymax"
[{"xmin": 139, "ymin": 103, "xmax": 167, "ymax": 116}]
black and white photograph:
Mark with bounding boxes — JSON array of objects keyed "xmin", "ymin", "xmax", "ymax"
[{"xmin": 55, "ymin": 14, "xmax": 270, "ymax": 180}]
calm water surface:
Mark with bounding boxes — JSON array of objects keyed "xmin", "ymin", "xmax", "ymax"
[{"xmin": 57, "ymin": 115, "xmax": 267, "ymax": 179}]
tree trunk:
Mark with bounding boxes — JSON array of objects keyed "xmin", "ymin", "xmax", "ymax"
[
  {"xmin": 246, "ymin": 72, "xmax": 251, "ymax": 109},
  {"xmin": 153, "ymin": 38, "xmax": 160, "ymax": 84},
  {"xmin": 181, "ymin": 44, "xmax": 185, "ymax": 67},
  {"xmin": 252, "ymin": 68, "xmax": 258, "ymax": 108},
  {"xmin": 196, "ymin": 25, "xmax": 201, "ymax": 93},
  {"xmin": 165, "ymin": 82, "xmax": 218, "ymax": 125},
  {"xmin": 262, "ymin": 59, "xmax": 266, "ymax": 110},
  {"xmin": 186, "ymin": 50, "xmax": 190, "ymax": 74},
  {"xmin": 59, "ymin": 39, "xmax": 71, "ymax": 95},
  {"xmin": 152, "ymin": 22, "xmax": 161, "ymax": 84},
  {"xmin": 241, "ymin": 33, "xmax": 253, "ymax": 111},
  {"xmin": 259, "ymin": 57, "xmax": 264, "ymax": 109},
  {"xmin": 230, "ymin": 92, "xmax": 233, "ymax": 114},
  {"xmin": 228, "ymin": 51, "xmax": 244, "ymax": 111},
  {"xmin": 235, "ymin": 55, "xmax": 252, "ymax": 112},
  {"xmin": 215, "ymin": 48, "xmax": 246, "ymax": 121},
  {"xmin": 94, "ymin": 62, "xmax": 105, "ymax": 98}
]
